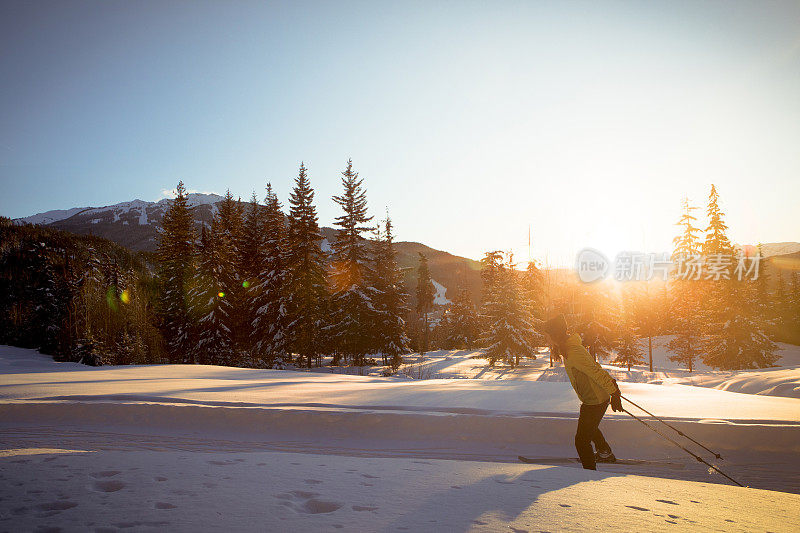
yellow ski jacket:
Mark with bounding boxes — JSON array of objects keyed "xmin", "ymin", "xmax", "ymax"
[{"xmin": 563, "ymin": 333, "xmax": 619, "ymax": 405}]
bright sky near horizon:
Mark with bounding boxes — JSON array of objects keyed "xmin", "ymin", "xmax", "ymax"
[{"xmin": 1, "ymin": 1, "xmax": 799, "ymax": 265}]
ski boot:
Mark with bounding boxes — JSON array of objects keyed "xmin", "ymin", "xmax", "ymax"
[{"xmin": 595, "ymin": 449, "xmax": 617, "ymax": 463}]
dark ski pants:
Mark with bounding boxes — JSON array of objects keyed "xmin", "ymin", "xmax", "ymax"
[{"xmin": 575, "ymin": 400, "xmax": 611, "ymax": 470}]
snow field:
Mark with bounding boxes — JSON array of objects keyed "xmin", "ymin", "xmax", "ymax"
[
  {"xmin": 2, "ymin": 344, "xmax": 800, "ymax": 531},
  {"xmin": 1, "ymin": 449, "xmax": 798, "ymax": 533}
]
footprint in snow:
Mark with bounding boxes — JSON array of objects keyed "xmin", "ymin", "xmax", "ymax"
[
  {"xmin": 361, "ymin": 474, "xmax": 379, "ymax": 479},
  {"xmin": 352, "ymin": 505, "xmax": 379, "ymax": 512},
  {"xmin": 90, "ymin": 471, "xmax": 121, "ymax": 478},
  {"xmin": 626, "ymin": 505, "xmax": 649, "ymax": 512},
  {"xmin": 92, "ymin": 480, "xmax": 125, "ymax": 493},
  {"xmin": 155, "ymin": 502, "xmax": 177, "ymax": 510},
  {"xmin": 559, "ymin": 504, "xmax": 571, "ymax": 508},
  {"xmin": 304, "ymin": 479, "xmax": 322, "ymax": 485},
  {"xmin": 154, "ymin": 476, "xmax": 168, "ymax": 482},
  {"xmin": 274, "ymin": 490, "xmax": 343, "ymax": 514},
  {"xmin": 37, "ymin": 501, "xmax": 78, "ymax": 512},
  {"xmin": 656, "ymin": 499, "xmax": 679, "ymax": 505}
]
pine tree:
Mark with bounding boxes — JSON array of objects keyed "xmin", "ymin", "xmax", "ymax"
[
  {"xmin": 213, "ymin": 191, "xmax": 245, "ymax": 358},
  {"xmin": 370, "ymin": 216, "xmax": 410, "ymax": 369},
  {"xmin": 479, "ymin": 252, "xmax": 538, "ymax": 367},
  {"xmin": 189, "ymin": 225, "xmax": 234, "ymax": 365},
  {"xmin": 239, "ymin": 192, "xmax": 266, "ymax": 360},
  {"xmin": 668, "ymin": 196, "xmax": 704, "ymax": 372},
  {"xmin": 673, "ymin": 197, "xmax": 702, "ymax": 258},
  {"xmin": 443, "ymin": 284, "xmax": 479, "ymax": 350},
  {"xmin": 251, "ymin": 184, "xmax": 290, "ymax": 367},
  {"xmin": 628, "ymin": 282, "xmax": 662, "ymax": 372},
  {"xmin": 415, "ymin": 252, "xmax": 435, "ymax": 354},
  {"xmin": 284, "ymin": 163, "xmax": 329, "ymax": 368},
  {"xmin": 612, "ymin": 324, "xmax": 645, "ymax": 371},
  {"xmin": 329, "ymin": 160, "xmax": 376, "ymax": 367},
  {"xmin": 701, "ymin": 277, "xmax": 778, "ymax": 369},
  {"xmin": 156, "ymin": 181, "xmax": 195, "ymax": 360},
  {"xmin": 521, "ymin": 261, "xmax": 545, "ymax": 353},
  {"xmin": 702, "ymin": 184, "xmax": 733, "ymax": 256}
]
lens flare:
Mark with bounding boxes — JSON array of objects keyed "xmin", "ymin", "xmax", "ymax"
[
  {"xmin": 106, "ymin": 287, "xmax": 119, "ymax": 312},
  {"xmin": 218, "ymin": 291, "xmax": 225, "ymax": 298},
  {"xmin": 120, "ymin": 290, "xmax": 131, "ymax": 304},
  {"xmin": 242, "ymin": 280, "xmax": 251, "ymax": 289}
]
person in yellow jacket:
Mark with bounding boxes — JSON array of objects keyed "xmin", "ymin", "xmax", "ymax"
[{"xmin": 543, "ymin": 314, "xmax": 623, "ymax": 470}]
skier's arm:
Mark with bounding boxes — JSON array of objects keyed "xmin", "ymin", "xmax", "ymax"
[{"xmin": 572, "ymin": 345, "xmax": 619, "ymax": 395}]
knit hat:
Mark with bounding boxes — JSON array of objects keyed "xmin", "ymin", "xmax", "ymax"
[{"xmin": 542, "ymin": 314, "xmax": 568, "ymax": 340}]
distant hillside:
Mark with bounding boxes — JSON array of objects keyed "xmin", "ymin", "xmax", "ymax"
[{"xmin": 15, "ymin": 195, "xmax": 483, "ymax": 305}]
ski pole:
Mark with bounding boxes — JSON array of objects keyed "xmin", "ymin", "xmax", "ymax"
[
  {"xmin": 622, "ymin": 408, "xmax": 744, "ymax": 487},
  {"xmin": 621, "ymin": 395, "xmax": 723, "ymax": 460}
]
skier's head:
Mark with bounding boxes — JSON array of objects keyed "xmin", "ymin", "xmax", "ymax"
[{"xmin": 543, "ymin": 314, "xmax": 568, "ymax": 347}]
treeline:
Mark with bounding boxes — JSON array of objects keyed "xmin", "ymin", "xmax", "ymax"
[
  {"xmin": 2, "ymin": 176, "xmax": 798, "ymax": 373},
  {"xmin": 0, "ymin": 218, "xmax": 165, "ymax": 364},
  {"xmin": 502, "ymin": 184, "xmax": 799, "ymax": 372},
  {"xmin": 157, "ymin": 161, "xmax": 410, "ymax": 370}
]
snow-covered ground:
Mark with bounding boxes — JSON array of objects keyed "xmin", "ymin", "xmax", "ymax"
[
  {"xmin": 387, "ymin": 336, "xmax": 800, "ymax": 400},
  {"xmin": 2, "ymin": 344, "xmax": 800, "ymax": 531},
  {"xmin": 3, "ymin": 449, "xmax": 797, "ymax": 532}
]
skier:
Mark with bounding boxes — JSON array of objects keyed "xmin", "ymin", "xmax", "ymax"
[{"xmin": 543, "ymin": 314, "xmax": 623, "ymax": 470}]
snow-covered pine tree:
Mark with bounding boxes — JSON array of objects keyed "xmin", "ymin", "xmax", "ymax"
[
  {"xmin": 370, "ymin": 215, "xmax": 410, "ymax": 370},
  {"xmin": 443, "ymin": 284, "xmax": 479, "ymax": 350},
  {"xmin": 702, "ymin": 185, "xmax": 733, "ymax": 257},
  {"xmin": 701, "ymin": 276, "xmax": 778, "ymax": 369},
  {"xmin": 520, "ymin": 260, "xmax": 545, "ymax": 353},
  {"xmin": 188, "ymin": 225, "xmax": 234, "ymax": 365},
  {"xmin": 284, "ymin": 163, "xmax": 329, "ymax": 368},
  {"xmin": 156, "ymin": 181, "xmax": 195, "ymax": 360},
  {"xmin": 673, "ymin": 197, "xmax": 702, "ymax": 258},
  {"xmin": 415, "ymin": 252, "xmax": 435, "ymax": 355},
  {"xmin": 238, "ymin": 192, "xmax": 266, "ymax": 361},
  {"xmin": 612, "ymin": 289, "xmax": 645, "ymax": 371},
  {"xmin": 698, "ymin": 185, "xmax": 775, "ymax": 368},
  {"xmin": 612, "ymin": 323, "xmax": 645, "ymax": 371},
  {"xmin": 668, "ymin": 197, "xmax": 703, "ymax": 372},
  {"xmin": 479, "ymin": 252, "xmax": 538, "ymax": 368},
  {"xmin": 251, "ymin": 184, "xmax": 290, "ymax": 367},
  {"xmin": 577, "ymin": 311, "xmax": 614, "ymax": 362},
  {"xmin": 628, "ymin": 282, "xmax": 662, "ymax": 372},
  {"xmin": 213, "ymin": 191, "xmax": 245, "ymax": 362},
  {"xmin": 328, "ymin": 160, "xmax": 376, "ymax": 367}
]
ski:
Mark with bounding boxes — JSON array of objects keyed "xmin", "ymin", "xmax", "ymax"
[{"xmin": 517, "ymin": 456, "xmax": 684, "ymax": 468}]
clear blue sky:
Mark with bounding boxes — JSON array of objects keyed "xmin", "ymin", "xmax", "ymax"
[{"xmin": 1, "ymin": 1, "xmax": 798, "ymax": 264}]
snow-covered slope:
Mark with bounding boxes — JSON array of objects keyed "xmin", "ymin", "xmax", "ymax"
[
  {"xmin": 16, "ymin": 194, "xmax": 223, "ymax": 227},
  {"xmin": 431, "ymin": 279, "xmax": 451, "ymax": 305},
  {"xmin": 16, "ymin": 206, "xmax": 92, "ymax": 225}
]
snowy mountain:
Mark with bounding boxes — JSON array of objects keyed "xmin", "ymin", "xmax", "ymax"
[{"xmin": 14, "ymin": 194, "xmax": 224, "ymax": 252}]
